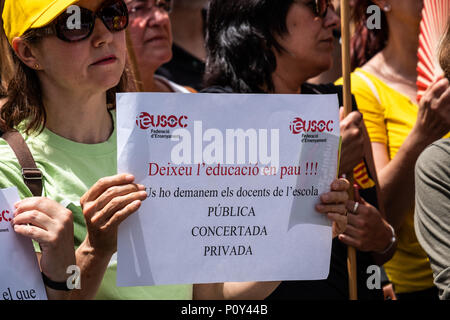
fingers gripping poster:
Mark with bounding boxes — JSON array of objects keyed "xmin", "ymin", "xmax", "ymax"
[
  {"xmin": 0, "ymin": 187, "xmax": 47, "ymax": 300},
  {"xmin": 116, "ymin": 93, "xmax": 340, "ymax": 286}
]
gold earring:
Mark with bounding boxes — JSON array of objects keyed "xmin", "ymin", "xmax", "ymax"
[{"xmin": 34, "ymin": 63, "xmax": 40, "ymax": 69}]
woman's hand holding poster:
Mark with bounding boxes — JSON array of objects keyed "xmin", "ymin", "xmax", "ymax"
[{"xmin": 0, "ymin": 187, "xmax": 47, "ymax": 300}]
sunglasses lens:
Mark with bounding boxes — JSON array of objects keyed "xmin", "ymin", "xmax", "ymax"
[
  {"xmin": 55, "ymin": 8, "xmax": 94, "ymax": 42},
  {"xmin": 54, "ymin": 0, "xmax": 128, "ymax": 42},
  {"xmin": 100, "ymin": 0, "xmax": 129, "ymax": 31}
]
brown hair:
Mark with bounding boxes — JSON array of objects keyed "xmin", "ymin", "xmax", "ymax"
[
  {"xmin": 440, "ymin": 22, "xmax": 450, "ymax": 80},
  {"xmin": 350, "ymin": 0, "xmax": 389, "ymax": 70},
  {"xmin": 0, "ymin": 28, "xmax": 132, "ymax": 134},
  {"xmin": 0, "ymin": 0, "xmax": 14, "ymax": 97}
]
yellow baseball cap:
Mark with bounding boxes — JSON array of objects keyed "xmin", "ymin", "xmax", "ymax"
[{"xmin": 2, "ymin": 0, "xmax": 79, "ymax": 45}]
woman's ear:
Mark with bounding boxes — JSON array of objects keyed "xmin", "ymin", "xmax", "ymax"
[{"xmin": 12, "ymin": 37, "xmax": 42, "ymax": 70}]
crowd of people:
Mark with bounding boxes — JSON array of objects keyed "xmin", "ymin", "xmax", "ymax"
[{"xmin": 0, "ymin": 0, "xmax": 449, "ymax": 300}]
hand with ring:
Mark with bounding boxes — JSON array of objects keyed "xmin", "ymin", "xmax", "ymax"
[
  {"xmin": 338, "ymin": 197, "xmax": 394, "ymax": 252},
  {"xmin": 315, "ymin": 178, "xmax": 350, "ymax": 238}
]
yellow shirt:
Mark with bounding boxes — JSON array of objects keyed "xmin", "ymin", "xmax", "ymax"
[{"xmin": 336, "ymin": 68, "xmax": 450, "ymax": 293}]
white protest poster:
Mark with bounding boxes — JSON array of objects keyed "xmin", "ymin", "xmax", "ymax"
[
  {"xmin": 116, "ymin": 93, "xmax": 340, "ymax": 287},
  {"xmin": 0, "ymin": 187, "xmax": 47, "ymax": 300}
]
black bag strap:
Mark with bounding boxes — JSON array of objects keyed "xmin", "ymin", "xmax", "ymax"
[{"xmin": 2, "ymin": 130, "xmax": 43, "ymax": 197}]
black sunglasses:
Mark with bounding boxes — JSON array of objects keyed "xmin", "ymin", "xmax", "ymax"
[
  {"xmin": 299, "ymin": 0, "xmax": 335, "ymax": 18},
  {"xmin": 37, "ymin": 0, "xmax": 129, "ymax": 43}
]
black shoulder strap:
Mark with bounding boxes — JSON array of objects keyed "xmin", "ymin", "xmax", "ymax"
[{"xmin": 2, "ymin": 130, "xmax": 43, "ymax": 197}]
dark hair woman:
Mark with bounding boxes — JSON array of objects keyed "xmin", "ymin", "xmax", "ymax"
[
  {"xmin": 201, "ymin": 0, "xmax": 396, "ymax": 300},
  {"xmin": 336, "ymin": 0, "xmax": 450, "ymax": 299}
]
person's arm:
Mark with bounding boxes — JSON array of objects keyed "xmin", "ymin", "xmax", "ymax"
[
  {"xmin": 338, "ymin": 108, "xmax": 365, "ymax": 176},
  {"xmin": 13, "ymin": 198, "xmax": 76, "ymax": 300},
  {"xmin": 372, "ymin": 79, "xmax": 450, "ymax": 231},
  {"xmin": 70, "ymin": 239, "xmax": 115, "ymax": 300},
  {"xmin": 69, "ymin": 174, "xmax": 147, "ymax": 300},
  {"xmin": 194, "ymin": 178, "xmax": 350, "ymax": 300}
]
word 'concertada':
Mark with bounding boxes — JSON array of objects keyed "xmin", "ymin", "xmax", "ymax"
[{"xmin": 192, "ymin": 225, "xmax": 267, "ymax": 237}]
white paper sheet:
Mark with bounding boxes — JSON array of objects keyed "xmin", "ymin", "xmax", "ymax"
[{"xmin": 116, "ymin": 93, "xmax": 340, "ymax": 286}]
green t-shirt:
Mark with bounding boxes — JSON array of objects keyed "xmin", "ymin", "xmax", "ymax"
[{"xmin": 0, "ymin": 112, "xmax": 192, "ymax": 300}]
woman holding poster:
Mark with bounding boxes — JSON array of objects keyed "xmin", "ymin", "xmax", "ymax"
[
  {"xmin": 0, "ymin": 0, "xmax": 168, "ymax": 300},
  {"xmin": 200, "ymin": 0, "xmax": 397, "ymax": 300},
  {"xmin": 0, "ymin": 0, "xmax": 350, "ymax": 300}
]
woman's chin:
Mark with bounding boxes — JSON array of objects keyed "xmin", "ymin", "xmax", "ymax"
[
  {"xmin": 140, "ymin": 48, "xmax": 173, "ymax": 68},
  {"xmin": 89, "ymin": 65, "xmax": 124, "ymax": 87}
]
